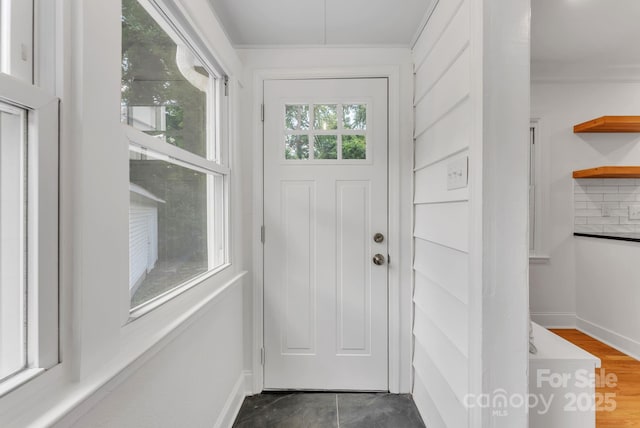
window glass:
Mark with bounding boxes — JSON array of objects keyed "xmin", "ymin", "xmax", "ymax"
[
  {"xmin": 0, "ymin": 0, "xmax": 33, "ymax": 82},
  {"xmin": 285, "ymin": 135, "xmax": 309, "ymax": 160},
  {"xmin": 314, "ymin": 135, "xmax": 337, "ymax": 160},
  {"xmin": 284, "ymin": 103, "xmax": 369, "ymax": 161},
  {"xmin": 121, "ymin": 0, "xmax": 211, "ymax": 158},
  {"xmin": 129, "ymin": 148, "xmax": 225, "ymax": 309},
  {"xmin": 0, "ymin": 102, "xmax": 26, "ymax": 381},
  {"xmin": 285, "ymin": 105, "xmax": 309, "ymax": 130},
  {"xmin": 313, "ymin": 104, "xmax": 337, "ymax": 130},
  {"xmin": 343, "ymin": 104, "xmax": 366, "ymax": 130},
  {"xmin": 342, "ymin": 135, "xmax": 366, "ymax": 160}
]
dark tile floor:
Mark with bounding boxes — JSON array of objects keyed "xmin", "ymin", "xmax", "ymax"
[{"xmin": 232, "ymin": 392, "xmax": 426, "ymax": 428}]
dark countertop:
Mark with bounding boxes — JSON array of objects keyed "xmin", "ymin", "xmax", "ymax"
[{"xmin": 574, "ymin": 232, "xmax": 640, "ymax": 243}]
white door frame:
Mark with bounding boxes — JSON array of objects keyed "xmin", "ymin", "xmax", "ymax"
[{"xmin": 251, "ymin": 66, "xmax": 406, "ymax": 394}]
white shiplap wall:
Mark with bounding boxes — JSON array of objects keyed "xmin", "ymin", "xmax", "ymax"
[{"xmin": 412, "ymin": 0, "xmax": 471, "ymax": 426}]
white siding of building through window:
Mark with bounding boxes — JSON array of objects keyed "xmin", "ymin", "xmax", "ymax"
[{"xmin": 129, "ymin": 184, "xmax": 165, "ymax": 292}]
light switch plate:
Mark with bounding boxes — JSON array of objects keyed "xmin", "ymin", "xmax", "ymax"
[
  {"xmin": 629, "ymin": 205, "xmax": 640, "ymax": 220},
  {"xmin": 447, "ymin": 156, "xmax": 468, "ymax": 190}
]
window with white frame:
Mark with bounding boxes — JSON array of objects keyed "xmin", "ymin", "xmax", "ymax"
[
  {"xmin": 0, "ymin": 0, "xmax": 59, "ymax": 393},
  {"xmin": 121, "ymin": 0, "xmax": 229, "ymax": 315}
]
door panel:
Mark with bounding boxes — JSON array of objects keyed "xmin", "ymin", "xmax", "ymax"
[
  {"xmin": 337, "ymin": 181, "xmax": 370, "ymax": 354},
  {"xmin": 281, "ymin": 181, "xmax": 316, "ymax": 354},
  {"xmin": 263, "ymin": 78, "xmax": 388, "ymax": 391}
]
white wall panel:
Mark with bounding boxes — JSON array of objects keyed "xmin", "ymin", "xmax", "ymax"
[
  {"xmin": 412, "ymin": 374, "xmax": 446, "ymax": 428},
  {"xmin": 413, "ymin": 0, "xmax": 465, "ymax": 70},
  {"xmin": 414, "ymin": 2, "xmax": 470, "ymax": 102},
  {"xmin": 413, "ymin": 238, "xmax": 468, "ymax": 304},
  {"xmin": 414, "ymin": 98, "xmax": 471, "ymax": 168},
  {"xmin": 414, "ymin": 271, "xmax": 468, "ymax": 356},
  {"xmin": 414, "ymin": 202, "xmax": 469, "ymax": 252},
  {"xmin": 412, "ymin": 343, "xmax": 468, "ymax": 428},
  {"xmin": 413, "ymin": 309, "xmax": 468, "ymax": 402},
  {"xmin": 414, "ymin": 150, "xmax": 469, "ymax": 204},
  {"xmin": 413, "ymin": 0, "xmax": 530, "ymax": 425},
  {"xmin": 412, "ymin": 0, "xmax": 472, "ymax": 426},
  {"xmin": 414, "ymin": 49, "xmax": 471, "ymax": 136}
]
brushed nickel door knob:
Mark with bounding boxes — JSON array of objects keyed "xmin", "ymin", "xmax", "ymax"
[{"xmin": 372, "ymin": 254, "xmax": 385, "ymax": 266}]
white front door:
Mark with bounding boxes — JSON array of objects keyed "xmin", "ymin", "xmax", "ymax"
[{"xmin": 263, "ymin": 78, "xmax": 388, "ymax": 390}]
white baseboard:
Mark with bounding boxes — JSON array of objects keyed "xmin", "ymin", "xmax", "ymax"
[
  {"xmin": 214, "ymin": 372, "xmax": 248, "ymax": 428},
  {"xmin": 531, "ymin": 312, "xmax": 576, "ymax": 328},
  {"xmin": 576, "ymin": 317, "xmax": 640, "ymax": 361},
  {"xmin": 243, "ymin": 370, "xmax": 254, "ymax": 396}
]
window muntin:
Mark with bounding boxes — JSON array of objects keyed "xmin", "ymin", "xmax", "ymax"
[
  {"xmin": 122, "ymin": 0, "xmax": 229, "ymax": 315},
  {"xmin": 0, "ymin": 102, "xmax": 27, "ymax": 382},
  {"xmin": 283, "ymin": 103, "xmax": 368, "ymax": 161}
]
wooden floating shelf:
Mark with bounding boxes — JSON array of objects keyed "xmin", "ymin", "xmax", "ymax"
[
  {"xmin": 573, "ymin": 166, "xmax": 640, "ymax": 178},
  {"xmin": 574, "ymin": 116, "xmax": 640, "ymax": 133}
]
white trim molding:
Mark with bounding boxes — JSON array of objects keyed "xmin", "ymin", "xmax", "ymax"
[
  {"xmin": 531, "ymin": 312, "xmax": 577, "ymax": 329},
  {"xmin": 251, "ymin": 65, "xmax": 409, "ymax": 394},
  {"xmin": 213, "ymin": 372, "xmax": 247, "ymax": 428},
  {"xmin": 532, "ymin": 62, "xmax": 640, "ymax": 83},
  {"xmin": 577, "ymin": 317, "xmax": 640, "ymax": 362}
]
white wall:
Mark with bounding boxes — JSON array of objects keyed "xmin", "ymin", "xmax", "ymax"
[
  {"xmin": 530, "ymin": 80, "xmax": 640, "ymax": 354},
  {"xmin": 237, "ymin": 47, "xmax": 415, "ymax": 393},
  {"xmin": 0, "ymin": 1, "xmax": 249, "ymax": 427},
  {"xmin": 411, "ymin": 0, "xmax": 472, "ymax": 425},
  {"xmin": 62, "ymin": 285, "xmax": 245, "ymax": 428},
  {"xmin": 412, "ymin": 0, "xmax": 530, "ymax": 426}
]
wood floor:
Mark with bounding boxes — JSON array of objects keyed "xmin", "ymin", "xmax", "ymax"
[{"xmin": 551, "ymin": 329, "xmax": 640, "ymax": 427}]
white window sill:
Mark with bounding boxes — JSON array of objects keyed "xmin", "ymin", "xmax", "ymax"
[
  {"xmin": 0, "ymin": 368, "xmax": 45, "ymax": 398},
  {"xmin": 128, "ymin": 262, "xmax": 232, "ymax": 321},
  {"xmin": 529, "ymin": 254, "xmax": 550, "ymax": 264}
]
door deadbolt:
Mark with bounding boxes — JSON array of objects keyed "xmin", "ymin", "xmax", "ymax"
[
  {"xmin": 372, "ymin": 254, "xmax": 385, "ymax": 266},
  {"xmin": 373, "ymin": 233, "xmax": 384, "ymax": 243}
]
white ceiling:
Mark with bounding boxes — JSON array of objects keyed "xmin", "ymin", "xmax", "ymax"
[
  {"xmin": 532, "ymin": 0, "xmax": 640, "ymax": 66},
  {"xmin": 207, "ymin": 0, "xmax": 435, "ymax": 47}
]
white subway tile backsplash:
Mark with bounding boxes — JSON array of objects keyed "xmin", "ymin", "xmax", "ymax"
[
  {"xmin": 620, "ymin": 217, "xmax": 640, "ymax": 225},
  {"xmin": 604, "ymin": 193, "xmax": 637, "ymax": 202},
  {"xmin": 585, "ymin": 186, "xmax": 619, "ymax": 194},
  {"xmin": 603, "ymin": 225, "xmax": 636, "ymax": 233},
  {"xmin": 573, "ymin": 178, "xmax": 640, "ymax": 234},
  {"xmin": 575, "ymin": 194, "xmax": 604, "ymax": 202},
  {"xmin": 610, "ymin": 209, "xmax": 629, "ymax": 217},
  {"xmin": 575, "ymin": 209, "xmax": 606, "ymax": 217},
  {"xmin": 575, "ymin": 225, "xmax": 604, "ymax": 233},
  {"xmin": 618, "ymin": 185, "xmax": 640, "ymax": 194},
  {"xmin": 587, "ymin": 216, "xmax": 620, "ymax": 225},
  {"xmin": 603, "ymin": 179, "xmax": 636, "ymax": 186},
  {"xmin": 575, "ymin": 178, "xmax": 603, "ymax": 186},
  {"xmin": 585, "ymin": 202, "xmax": 619, "ymax": 209}
]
